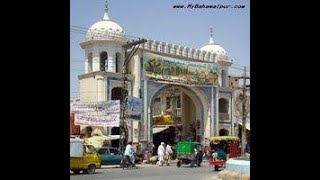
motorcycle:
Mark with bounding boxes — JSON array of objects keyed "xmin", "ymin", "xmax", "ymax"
[{"xmin": 120, "ymin": 154, "xmax": 138, "ymax": 169}]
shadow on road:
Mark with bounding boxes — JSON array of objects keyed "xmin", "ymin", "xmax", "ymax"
[{"xmin": 70, "ymin": 172, "xmax": 104, "ymax": 176}]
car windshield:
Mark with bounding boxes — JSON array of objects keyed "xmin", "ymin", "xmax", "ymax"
[
  {"xmin": 86, "ymin": 145, "xmax": 96, "ymax": 153},
  {"xmin": 98, "ymin": 148, "xmax": 108, "ymax": 154},
  {"xmin": 109, "ymin": 148, "xmax": 121, "ymax": 155},
  {"xmin": 98, "ymin": 148, "xmax": 122, "ymax": 155}
]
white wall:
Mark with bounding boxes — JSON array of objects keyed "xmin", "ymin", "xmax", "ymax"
[{"xmin": 79, "ymin": 75, "xmax": 105, "ymax": 103}]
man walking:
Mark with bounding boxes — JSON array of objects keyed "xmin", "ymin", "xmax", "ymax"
[
  {"xmin": 157, "ymin": 142, "xmax": 165, "ymax": 166},
  {"xmin": 165, "ymin": 143, "xmax": 173, "ymax": 166}
]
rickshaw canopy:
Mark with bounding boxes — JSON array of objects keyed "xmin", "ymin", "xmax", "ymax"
[
  {"xmin": 176, "ymin": 141, "xmax": 196, "ymax": 155},
  {"xmin": 209, "ymin": 136, "xmax": 240, "ymax": 142}
]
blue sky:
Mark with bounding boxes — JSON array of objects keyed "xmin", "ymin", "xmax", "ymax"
[{"xmin": 70, "ymin": 0, "xmax": 250, "ymax": 98}]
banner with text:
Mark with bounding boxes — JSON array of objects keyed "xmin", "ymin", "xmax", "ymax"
[
  {"xmin": 73, "ymin": 100, "xmax": 120, "ymax": 127},
  {"xmin": 71, "ymin": 100, "xmax": 120, "ymax": 113},
  {"xmin": 144, "ymin": 52, "xmax": 219, "ymax": 86},
  {"xmin": 75, "ymin": 112, "xmax": 120, "ymax": 126}
]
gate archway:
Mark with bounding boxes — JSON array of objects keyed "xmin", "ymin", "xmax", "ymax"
[{"xmin": 149, "ymin": 85, "xmax": 208, "ymax": 146}]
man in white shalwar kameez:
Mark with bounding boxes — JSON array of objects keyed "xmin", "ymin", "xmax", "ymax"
[{"xmin": 157, "ymin": 142, "xmax": 165, "ymax": 166}]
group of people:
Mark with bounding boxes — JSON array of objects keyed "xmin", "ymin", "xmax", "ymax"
[
  {"xmin": 157, "ymin": 142, "xmax": 173, "ymax": 166},
  {"xmin": 124, "ymin": 141, "xmax": 174, "ymax": 167}
]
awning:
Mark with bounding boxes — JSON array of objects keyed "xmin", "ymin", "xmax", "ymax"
[
  {"xmin": 153, "ymin": 126, "xmax": 169, "ymax": 134},
  {"xmin": 152, "ymin": 115, "xmax": 174, "ymax": 125},
  {"xmin": 210, "ymin": 136, "xmax": 240, "ymax": 142},
  {"xmin": 80, "ymin": 126, "xmax": 107, "ymax": 135},
  {"xmin": 103, "ymin": 135, "xmax": 120, "ymax": 140},
  {"xmin": 85, "ymin": 135, "xmax": 120, "ymax": 148},
  {"xmin": 238, "ymin": 122, "xmax": 250, "ymax": 131},
  {"xmin": 85, "ymin": 135, "xmax": 106, "ymax": 148}
]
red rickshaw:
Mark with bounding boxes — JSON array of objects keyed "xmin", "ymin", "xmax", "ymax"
[{"xmin": 208, "ymin": 136, "xmax": 240, "ymax": 171}]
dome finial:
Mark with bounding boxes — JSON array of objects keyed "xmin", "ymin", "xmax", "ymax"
[
  {"xmin": 104, "ymin": 0, "xmax": 109, "ymax": 13},
  {"xmin": 209, "ymin": 26, "xmax": 214, "ymax": 44},
  {"xmin": 103, "ymin": 0, "xmax": 110, "ymax": 20}
]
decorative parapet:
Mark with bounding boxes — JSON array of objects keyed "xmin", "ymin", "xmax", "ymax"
[
  {"xmin": 85, "ymin": 31, "xmax": 126, "ymax": 42},
  {"xmin": 139, "ymin": 39, "xmax": 229, "ymax": 63}
]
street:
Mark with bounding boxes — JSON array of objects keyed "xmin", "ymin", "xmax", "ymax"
[{"xmin": 70, "ymin": 161, "xmax": 219, "ymax": 180}]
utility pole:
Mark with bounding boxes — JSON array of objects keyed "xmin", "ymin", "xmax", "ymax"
[
  {"xmin": 240, "ymin": 66, "xmax": 249, "ymax": 156},
  {"xmin": 119, "ymin": 39, "xmax": 147, "ymax": 153}
]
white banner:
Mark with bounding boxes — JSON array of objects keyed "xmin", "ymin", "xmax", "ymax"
[
  {"xmin": 71, "ymin": 100, "xmax": 120, "ymax": 113},
  {"xmin": 72, "ymin": 100, "xmax": 120, "ymax": 127},
  {"xmin": 75, "ymin": 113, "xmax": 120, "ymax": 127}
]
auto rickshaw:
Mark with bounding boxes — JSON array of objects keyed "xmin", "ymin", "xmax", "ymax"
[
  {"xmin": 176, "ymin": 141, "xmax": 203, "ymax": 167},
  {"xmin": 70, "ymin": 137, "xmax": 101, "ymax": 174},
  {"xmin": 208, "ymin": 136, "xmax": 240, "ymax": 171}
]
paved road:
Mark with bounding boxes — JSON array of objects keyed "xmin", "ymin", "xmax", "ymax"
[{"xmin": 70, "ymin": 161, "xmax": 219, "ymax": 180}]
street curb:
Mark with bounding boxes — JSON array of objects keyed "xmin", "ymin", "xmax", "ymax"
[
  {"xmin": 101, "ymin": 165, "xmax": 121, "ymax": 169},
  {"xmin": 100, "ymin": 160, "xmax": 182, "ymax": 169}
]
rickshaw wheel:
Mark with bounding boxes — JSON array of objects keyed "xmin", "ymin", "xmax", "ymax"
[
  {"xmin": 177, "ymin": 161, "xmax": 181, "ymax": 167},
  {"xmin": 214, "ymin": 165, "xmax": 219, "ymax": 171},
  {"xmin": 197, "ymin": 160, "xmax": 201, "ymax": 167}
]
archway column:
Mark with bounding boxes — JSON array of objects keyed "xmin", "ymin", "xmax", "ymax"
[
  {"xmin": 212, "ymin": 85, "xmax": 219, "ymax": 136},
  {"xmin": 144, "ymin": 80, "xmax": 149, "ymax": 142}
]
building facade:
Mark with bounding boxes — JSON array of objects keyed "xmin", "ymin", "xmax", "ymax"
[{"xmin": 76, "ymin": 3, "xmax": 236, "ymax": 147}]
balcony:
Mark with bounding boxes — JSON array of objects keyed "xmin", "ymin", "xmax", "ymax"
[{"xmin": 219, "ymin": 113, "xmax": 230, "ymax": 120}]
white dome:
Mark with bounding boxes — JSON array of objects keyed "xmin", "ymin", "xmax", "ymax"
[
  {"xmin": 200, "ymin": 37, "xmax": 227, "ymax": 56},
  {"xmin": 86, "ymin": 13, "xmax": 125, "ymax": 40}
]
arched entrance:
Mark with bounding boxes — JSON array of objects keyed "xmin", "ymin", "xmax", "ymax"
[
  {"xmin": 111, "ymin": 87, "xmax": 127, "ymax": 147},
  {"xmin": 149, "ymin": 85, "xmax": 206, "ymax": 150}
]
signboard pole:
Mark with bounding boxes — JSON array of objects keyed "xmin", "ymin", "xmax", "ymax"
[{"xmin": 120, "ymin": 39, "xmax": 147, "ymax": 153}]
